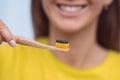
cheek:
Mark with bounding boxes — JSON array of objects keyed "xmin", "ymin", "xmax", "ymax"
[
  {"xmin": 89, "ymin": 0, "xmax": 104, "ymax": 14},
  {"xmin": 41, "ymin": 0, "xmax": 52, "ymax": 16},
  {"xmin": 50, "ymin": 0, "xmax": 54, "ymax": 2},
  {"xmin": 89, "ymin": 0, "xmax": 104, "ymax": 7}
]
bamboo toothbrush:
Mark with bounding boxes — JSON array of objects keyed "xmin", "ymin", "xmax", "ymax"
[{"xmin": 14, "ymin": 36, "xmax": 69, "ymax": 52}]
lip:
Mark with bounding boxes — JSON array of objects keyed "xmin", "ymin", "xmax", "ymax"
[{"xmin": 54, "ymin": 2, "xmax": 89, "ymax": 17}]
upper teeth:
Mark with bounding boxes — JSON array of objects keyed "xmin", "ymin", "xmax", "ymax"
[{"xmin": 60, "ymin": 5, "xmax": 82, "ymax": 12}]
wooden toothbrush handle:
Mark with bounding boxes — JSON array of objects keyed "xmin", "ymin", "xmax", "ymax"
[{"xmin": 14, "ymin": 36, "xmax": 69, "ymax": 52}]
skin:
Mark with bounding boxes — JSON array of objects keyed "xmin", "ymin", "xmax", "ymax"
[
  {"xmin": 41, "ymin": 0, "xmax": 113, "ymax": 68},
  {"xmin": 41, "ymin": 0, "xmax": 112, "ymax": 33},
  {"xmin": 0, "ymin": 0, "xmax": 113, "ymax": 69},
  {"xmin": 0, "ymin": 20, "xmax": 15, "ymax": 46}
]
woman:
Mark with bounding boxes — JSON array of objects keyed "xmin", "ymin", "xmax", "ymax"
[{"xmin": 0, "ymin": 0, "xmax": 120, "ymax": 80}]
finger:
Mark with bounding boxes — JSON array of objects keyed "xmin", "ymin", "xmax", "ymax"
[{"xmin": 0, "ymin": 19, "xmax": 16, "ymax": 47}]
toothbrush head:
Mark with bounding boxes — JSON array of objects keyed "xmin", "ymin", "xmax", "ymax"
[{"xmin": 56, "ymin": 40, "xmax": 69, "ymax": 49}]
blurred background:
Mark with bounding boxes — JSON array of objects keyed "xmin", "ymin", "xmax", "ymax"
[{"xmin": 0, "ymin": 0, "xmax": 34, "ymax": 39}]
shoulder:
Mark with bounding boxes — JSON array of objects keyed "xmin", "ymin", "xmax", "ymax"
[
  {"xmin": 0, "ymin": 43, "xmax": 50, "ymax": 63},
  {"xmin": 108, "ymin": 50, "xmax": 120, "ymax": 60},
  {"xmin": 0, "ymin": 37, "xmax": 49, "ymax": 56},
  {"xmin": 0, "ymin": 43, "xmax": 52, "ymax": 70},
  {"xmin": 109, "ymin": 50, "xmax": 120, "ymax": 58},
  {"xmin": 108, "ymin": 50, "xmax": 120, "ymax": 66},
  {"xmin": 107, "ymin": 50, "xmax": 120, "ymax": 77}
]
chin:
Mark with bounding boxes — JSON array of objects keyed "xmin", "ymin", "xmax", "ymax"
[{"xmin": 56, "ymin": 23, "xmax": 84, "ymax": 34}]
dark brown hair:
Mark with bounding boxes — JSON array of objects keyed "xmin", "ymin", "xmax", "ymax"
[{"xmin": 31, "ymin": 0, "xmax": 120, "ymax": 51}]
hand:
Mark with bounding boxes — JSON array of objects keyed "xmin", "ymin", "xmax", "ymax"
[{"xmin": 0, "ymin": 19, "xmax": 16, "ymax": 47}]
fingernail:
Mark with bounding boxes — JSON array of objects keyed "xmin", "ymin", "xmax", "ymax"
[{"xmin": 10, "ymin": 40, "xmax": 16, "ymax": 47}]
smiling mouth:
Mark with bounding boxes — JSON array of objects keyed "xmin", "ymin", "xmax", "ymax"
[{"xmin": 56, "ymin": 3, "xmax": 88, "ymax": 13}]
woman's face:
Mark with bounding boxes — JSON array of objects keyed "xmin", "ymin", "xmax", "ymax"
[{"xmin": 41, "ymin": 0, "xmax": 112, "ymax": 33}]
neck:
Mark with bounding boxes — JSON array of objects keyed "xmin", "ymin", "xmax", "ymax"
[{"xmin": 49, "ymin": 21, "xmax": 107, "ymax": 69}]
